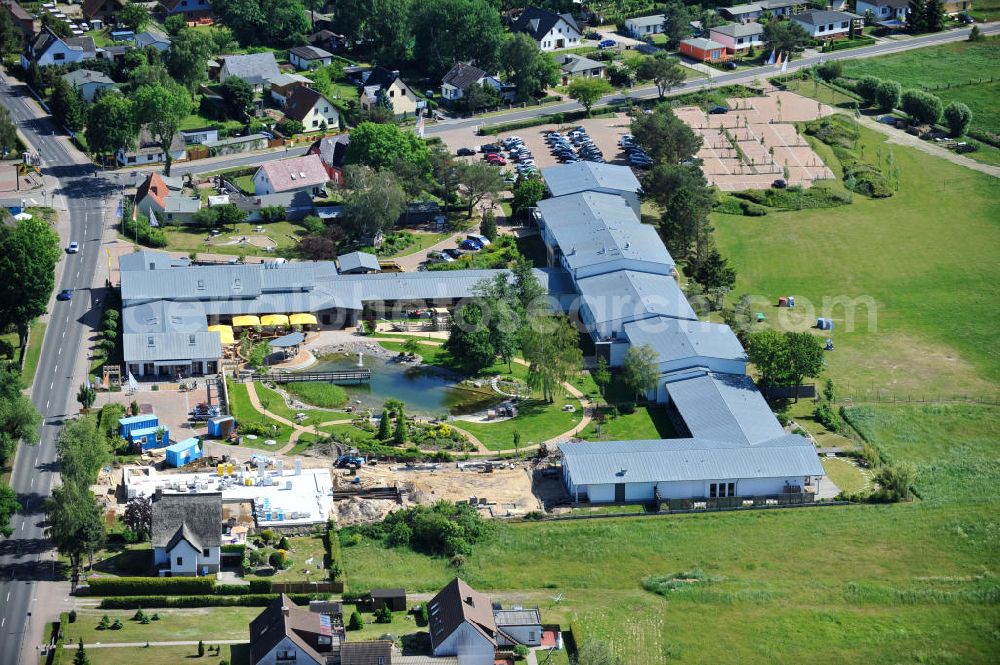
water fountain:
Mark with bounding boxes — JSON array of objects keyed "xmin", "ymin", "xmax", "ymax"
[{"xmin": 356, "ymin": 352, "xmax": 364, "ymax": 367}]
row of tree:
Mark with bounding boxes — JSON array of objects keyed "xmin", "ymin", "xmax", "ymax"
[{"xmin": 854, "ymin": 75, "xmax": 972, "ymax": 136}]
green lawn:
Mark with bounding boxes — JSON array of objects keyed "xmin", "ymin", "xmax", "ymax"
[
  {"xmin": 713, "ymin": 119, "xmax": 1000, "ymax": 395},
  {"xmin": 63, "ymin": 607, "xmax": 259, "ymax": 645},
  {"xmin": 245, "ymin": 535, "xmax": 327, "ymax": 582},
  {"xmin": 820, "ymin": 456, "xmax": 870, "ymax": 495},
  {"xmin": 226, "ymin": 379, "xmax": 296, "ymax": 448},
  {"xmin": 254, "ymin": 382, "xmax": 336, "ymax": 426},
  {"xmin": 232, "ymin": 174, "xmax": 256, "ymax": 195},
  {"xmin": 0, "ymin": 319, "xmax": 45, "ymax": 386},
  {"xmin": 142, "ymin": 221, "xmax": 307, "ymax": 258},
  {"xmin": 382, "ymin": 230, "xmax": 454, "ymax": 258},
  {"xmin": 344, "ymin": 608, "xmax": 417, "ymax": 642},
  {"xmin": 85, "ymin": 644, "xmax": 249, "ymax": 665},
  {"xmin": 782, "ymin": 77, "xmax": 857, "ymax": 107},
  {"xmin": 342, "ymin": 404, "xmax": 1000, "ymax": 664},
  {"xmin": 579, "ymin": 405, "xmax": 676, "ymax": 441},
  {"xmin": 969, "ymin": 0, "xmax": 1000, "ymax": 20}
]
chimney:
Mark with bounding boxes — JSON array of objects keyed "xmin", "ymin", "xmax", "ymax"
[
  {"xmin": 282, "ymin": 605, "xmax": 290, "ymax": 617},
  {"xmin": 465, "ymin": 596, "xmax": 474, "ymax": 606},
  {"xmin": 154, "ymin": 487, "xmax": 163, "ymax": 500}
]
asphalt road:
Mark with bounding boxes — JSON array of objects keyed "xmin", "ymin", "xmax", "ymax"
[
  {"xmin": 426, "ymin": 22, "xmax": 999, "ymax": 136},
  {"xmin": 0, "ymin": 78, "xmax": 116, "ymax": 665}
]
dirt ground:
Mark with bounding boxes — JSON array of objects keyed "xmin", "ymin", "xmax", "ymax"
[
  {"xmin": 674, "ymin": 90, "xmax": 835, "ymax": 191},
  {"xmin": 436, "ymin": 113, "xmax": 634, "ymax": 171},
  {"xmin": 92, "ymin": 383, "xmax": 216, "ymax": 442}
]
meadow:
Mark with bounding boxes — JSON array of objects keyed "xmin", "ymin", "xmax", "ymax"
[
  {"xmin": 341, "ymin": 404, "xmax": 1000, "ymax": 664},
  {"xmin": 713, "ymin": 118, "xmax": 1000, "ymax": 395}
]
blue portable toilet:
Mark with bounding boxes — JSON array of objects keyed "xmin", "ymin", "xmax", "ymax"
[
  {"xmin": 788, "ymin": 296, "xmax": 795, "ymax": 307},
  {"xmin": 826, "ymin": 318, "xmax": 835, "ymax": 330},
  {"xmin": 118, "ymin": 414, "xmax": 158, "ymax": 439},
  {"xmin": 208, "ymin": 416, "xmax": 235, "ymax": 439},
  {"xmin": 165, "ymin": 437, "xmax": 203, "ymax": 467},
  {"xmin": 129, "ymin": 425, "xmax": 170, "ymax": 451},
  {"xmin": 816, "ymin": 318, "xmax": 825, "ymax": 329}
]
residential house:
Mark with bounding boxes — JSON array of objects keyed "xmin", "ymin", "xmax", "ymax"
[
  {"xmin": 556, "ymin": 53, "xmax": 605, "ymax": 85},
  {"xmin": 61, "ymin": 69, "xmax": 115, "ymax": 102},
  {"xmin": 21, "ymin": 27, "xmax": 96, "ymax": 68},
  {"xmin": 179, "ymin": 127, "xmax": 219, "ymax": 145},
  {"xmin": 219, "ymin": 52, "xmax": 281, "ymax": 90},
  {"xmin": 494, "ymin": 608, "xmax": 543, "ymax": 648},
  {"xmin": 81, "ymin": 0, "xmax": 125, "ymax": 24},
  {"xmin": 942, "ymin": 0, "xmax": 972, "ymax": 13},
  {"xmin": 440, "ymin": 63, "xmax": 506, "ymax": 104},
  {"xmin": 2, "ymin": 1, "xmax": 36, "ymax": 44},
  {"xmin": 117, "ymin": 127, "xmax": 187, "ymax": 166},
  {"xmin": 249, "ymin": 594, "xmax": 341, "ymax": 665},
  {"xmin": 97, "ymin": 44, "xmax": 133, "ymax": 64},
  {"xmin": 151, "ymin": 491, "xmax": 222, "ymax": 576},
  {"xmin": 307, "ymin": 134, "xmax": 349, "ymax": 185},
  {"xmin": 709, "ymin": 22, "xmax": 765, "ymax": 53},
  {"xmin": 721, "ymin": 0, "xmax": 803, "ymax": 23},
  {"xmin": 339, "ymin": 641, "xmax": 393, "ymax": 665},
  {"xmin": 359, "ymin": 65, "xmax": 420, "ymax": 117},
  {"xmin": 268, "ymin": 72, "xmax": 312, "ymax": 106},
  {"xmin": 337, "ymin": 251, "xmax": 380, "ymax": 274},
  {"xmin": 283, "ymin": 86, "xmax": 340, "ymax": 132},
  {"xmin": 288, "ymin": 45, "xmax": 334, "ymax": 71},
  {"xmin": 159, "ymin": 0, "xmax": 213, "ymax": 21},
  {"xmin": 790, "ymin": 9, "xmax": 861, "ymax": 39},
  {"xmin": 679, "ymin": 36, "xmax": 728, "ymax": 63},
  {"xmin": 252, "ymin": 154, "xmax": 328, "ymax": 197},
  {"xmin": 135, "ymin": 171, "xmax": 201, "ymax": 225},
  {"xmin": 133, "ymin": 29, "xmax": 171, "ymax": 52},
  {"xmin": 308, "ymin": 29, "xmax": 347, "ymax": 52},
  {"xmin": 510, "ymin": 7, "xmax": 581, "ymax": 50},
  {"xmin": 624, "ymin": 14, "xmax": 666, "ymax": 38},
  {"xmin": 855, "ymin": 0, "xmax": 909, "ymax": 22}
]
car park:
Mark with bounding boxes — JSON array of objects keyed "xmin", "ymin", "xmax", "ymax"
[
  {"xmin": 66, "ymin": 241, "xmax": 79, "ymax": 253},
  {"xmin": 57, "ymin": 289, "xmax": 72, "ymax": 301},
  {"xmin": 457, "ymin": 147, "xmax": 476, "ymax": 156}
]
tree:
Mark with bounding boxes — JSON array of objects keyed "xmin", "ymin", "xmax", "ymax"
[
  {"xmin": 644, "ymin": 163, "xmax": 714, "ymax": 261},
  {"xmin": 46, "ymin": 481, "xmax": 105, "ymax": 579},
  {"xmin": 56, "ymin": 417, "xmax": 110, "ymax": 488},
  {"xmin": 636, "ymin": 53, "xmax": 686, "ymax": 99},
  {"xmin": 0, "ymin": 216, "xmax": 61, "ymax": 351},
  {"xmin": 924, "ymin": 0, "xmax": 946, "ymax": 31},
  {"xmin": 574, "ymin": 638, "xmax": 621, "ymax": 665},
  {"xmin": 746, "ymin": 329, "xmax": 789, "ymax": 391},
  {"xmin": 73, "ymin": 639, "xmax": 90, "ymax": 665},
  {"xmin": 567, "ymin": 77, "xmax": 612, "ymax": 115},
  {"xmin": 521, "ymin": 314, "xmax": 582, "ymax": 403},
  {"xmin": 49, "ymin": 77, "xmax": 85, "ymax": 133},
  {"xmin": 342, "ymin": 165, "xmax": 406, "ymax": 241},
  {"xmin": 197, "ymin": 640, "xmax": 205, "ymax": 657},
  {"xmin": 444, "ymin": 302, "xmax": 496, "ymax": 374},
  {"xmin": 76, "ymin": 384, "xmax": 96, "ymax": 411},
  {"xmin": 167, "ymin": 28, "xmax": 213, "ymax": 93},
  {"xmin": 968, "ymin": 25, "xmax": 983, "ymax": 41},
  {"xmin": 874, "ymin": 79, "xmax": 901, "ymax": 112},
  {"xmin": 134, "ymin": 83, "xmax": 192, "ymax": 175},
  {"xmin": 621, "ymin": 344, "xmax": 658, "ymax": 401},
  {"xmin": 631, "ymin": 105, "xmax": 701, "ymax": 165},
  {"xmin": 463, "ymin": 82, "xmax": 501, "ymax": 113},
  {"xmin": 942, "ymin": 102, "xmax": 972, "ymax": 137},
  {"xmin": 0, "ymin": 9, "xmax": 17, "ymax": 58},
  {"xmin": 210, "ymin": 0, "xmax": 310, "ymax": 47},
  {"xmin": 907, "ymin": 0, "xmax": 927, "ymax": 32},
  {"xmin": 348, "ymin": 611, "xmax": 364, "ymax": 630},
  {"xmin": 592, "ymin": 356, "xmax": 611, "ymax": 405},
  {"xmin": 410, "ymin": 0, "xmax": 503, "ymax": 77},
  {"xmin": 510, "ymin": 176, "xmax": 545, "ymax": 222},
  {"xmin": 855, "ymin": 75, "xmax": 882, "ymax": 106},
  {"xmin": 815, "ymin": 60, "xmax": 843, "ymax": 83},
  {"xmin": 40, "ymin": 12, "xmax": 72, "ymax": 38},
  {"xmin": 763, "ymin": 18, "xmax": 810, "ymax": 55},
  {"xmin": 122, "ymin": 495, "xmax": 152, "ymax": 540},
  {"xmin": 499, "ymin": 33, "xmax": 559, "ymax": 100},
  {"xmin": 128, "ymin": 63, "xmax": 173, "ymax": 91},
  {"xmin": 377, "ymin": 409, "xmax": 391, "ymax": 439},
  {"xmin": 900, "ymin": 89, "xmax": 943, "ymax": 125},
  {"xmin": 346, "ymin": 122, "xmax": 431, "ymax": 174},
  {"xmin": 459, "ymin": 161, "xmax": 504, "ymax": 218},
  {"xmin": 393, "ymin": 409, "xmax": 409, "ymax": 444},
  {"xmin": 480, "ymin": 209, "xmax": 497, "ymax": 242},
  {"xmin": 0, "ymin": 107, "xmax": 17, "ymax": 159},
  {"xmin": 164, "ymin": 13, "xmax": 188, "ymax": 36},
  {"xmin": 660, "ymin": 0, "xmax": 693, "ymax": 48},
  {"xmin": 0, "ymin": 367, "xmax": 41, "ymax": 467},
  {"xmin": 689, "ymin": 247, "xmax": 736, "ymax": 291},
  {"xmin": 219, "ymin": 76, "xmax": 255, "ymax": 121},
  {"xmin": 784, "ymin": 332, "xmax": 824, "ymax": 401},
  {"xmin": 0, "ymin": 483, "xmax": 20, "ymax": 537},
  {"xmin": 118, "ymin": 2, "xmax": 150, "ymax": 31}
]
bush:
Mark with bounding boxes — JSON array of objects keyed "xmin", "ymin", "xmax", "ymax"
[
  {"xmin": 900, "ymin": 89, "xmax": 943, "ymax": 125},
  {"xmin": 214, "ymin": 584, "xmax": 252, "ymax": 596},
  {"xmin": 248, "ymin": 580, "xmax": 272, "ymax": 594},
  {"xmin": 374, "ymin": 606, "xmax": 392, "ymax": 623},
  {"xmin": 269, "ymin": 550, "xmax": 290, "ymax": 569},
  {"xmin": 855, "ymin": 75, "xmax": 881, "ymax": 106},
  {"xmin": 98, "ymin": 594, "xmax": 318, "ymax": 609},
  {"xmin": 277, "ymin": 536, "xmax": 290, "ymax": 550},
  {"xmin": 86, "ymin": 577, "xmax": 215, "ymax": 596},
  {"xmin": 68, "ymin": 609, "xmax": 77, "ymax": 623},
  {"xmin": 514, "ymin": 644, "xmax": 530, "ymax": 660},
  {"xmin": 348, "ymin": 611, "xmax": 364, "ymax": 631},
  {"xmin": 874, "ymin": 80, "xmax": 901, "ymax": 112},
  {"xmin": 98, "ymin": 615, "xmax": 110, "ymax": 630},
  {"xmin": 815, "ymin": 60, "xmax": 842, "ymax": 82},
  {"xmin": 942, "ymin": 101, "xmax": 972, "ymax": 137},
  {"xmin": 110, "ymin": 618, "xmax": 123, "ymax": 630}
]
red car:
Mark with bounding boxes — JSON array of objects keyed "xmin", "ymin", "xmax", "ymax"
[{"xmin": 486, "ymin": 154, "xmax": 506, "ymax": 166}]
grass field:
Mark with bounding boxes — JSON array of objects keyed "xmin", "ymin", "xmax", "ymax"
[
  {"xmin": 129, "ymin": 221, "xmax": 307, "ymax": 259},
  {"xmin": 713, "ymin": 119, "xmax": 1000, "ymax": 395},
  {"xmin": 254, "ymin": 382, "xmax": 334, "ymax": 427},
  {"xmin": 342, "ymin": 404, "xmax": 1000, "ymax": 664},
  {"xmin": 85, "ymin": 643, "xmax": 249, "ymax": 665},
  {"xmin": 245, "ymin": 534, "xmax": 327, "ymax": 582},
  {"xmin": 63, "ymin": 607, "xmax": 259, "ymax": 646},
  {"xmin": 226, "ymin": 379, "xmax": 295, "ymax": 448}
]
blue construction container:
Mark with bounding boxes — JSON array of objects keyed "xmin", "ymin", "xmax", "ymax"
[
  {"xmin": 208, "ymin": 416, "xmax": 235, "ymax": 438},
  {"xmin": 129, "ymin": 426, "xmax": 170, "ymax": 452},
  {"xmin": 165, "ymin": 438, "xmax": 203, "ymax": 467},
  {"xmin": 118, "ymin": 414, "xmax": 158, "ymax": 439}
]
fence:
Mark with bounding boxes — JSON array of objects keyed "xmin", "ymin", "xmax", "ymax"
[
  {"xmin": 764, "ymin": 384, "xmax": 817, "ymax": 400},
  {"xmin": 249, "ymin": 369, "xmax": 372, "ymax": 384},
  {"xmin": 837, "ymin": 392, "xmax": 1000, "ymax": 407},
  {"xmin": 272, "ymin": 581, "xmax": 343, "ymax": 594}
]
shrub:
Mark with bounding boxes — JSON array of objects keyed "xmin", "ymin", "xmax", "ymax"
[
  {"xmin": 855, "ymin": 75, "xmax": 881, "ymax": 106},
  {"xmin": 68, "ymin": 609, "xmax": 77, "ymax": 623},
  {"xmin": 97, "ymin": 615, "xmax": 110, "ymax": 630},
  {"xmin": 900, "ymin": 89, "xmax": 943, "ymax": 125},
  {"xmin": 269, "ymin": 550, "xmax": 290, "ymax": 569},
  {"xmin": 374, "ymin": 606, "xmax": 392, "ymax": 623},
  {"xmin": 110, "ymin": 618, "xmax": 123, "ymax": 630},
  {"xmin": 99, "ymin": 594, "xmax": 313, "ymax": 609},
  {"xmin": 348, "ymin": 611, "xmax": 364, "ymax": 631},
  {"xmin": 277, "ymin": 536, "xmax": 290, "ymax": 550},
  {"xmin": 418, "ymin": 604, "xmax": 429, "ymax": 626},
  {"xmin": 214, "ymin": 584, "xmax": 252, "ymax": 595},
  {"xmin": 132, "ymin": 609, "xmax": 146, "ymax": 621},
  {"xmin": 815, "ymin": 60, "xmax": 842, "ymax": 82},
  {"xmin": 86, "ymin": 577, "xmax": 215, "ymax": 596},
  {"xmin": 514, "ymin": 644, "xmax": 530, "ymax": 660},
  {"xmin": 248, "ymin": 580, "xmax": 272, "ymax": 594},
  {"xmin": 874, "ymin": 80, "xmax": 901, "ymax": 112},
  {"xmin": 198, "ymin": 640, "xmax": 205, "ymax": 657},
  {"xmin": 942, "ymin": 102, "xmax": 972, "ymax": 137}
]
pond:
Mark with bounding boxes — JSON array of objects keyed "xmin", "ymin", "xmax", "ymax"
[{"xmin": 308, "ymin": 352, "xmax": 503, "ymax": 417}]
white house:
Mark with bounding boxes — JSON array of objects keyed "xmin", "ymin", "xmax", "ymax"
[
  {"xmin": 219, "ymin": 52, "xmax": 280, "ymax": 90},
  {"xmin": 253, "ymin": 154, "xmax": 328, "ymax": 197},
  {"xmin": 510, "ymin": 7, "xmax": 581, "ymax": 51},
  {"xmin": 359, "ymin": 65, "xmax": 420, "ymax": 116},
  {"xmin": 440, "ymin": 63, "xmax": 507, "ymax": 103},
  {"xmin": 117, "ymin": 128, "xmax": 187, "ymax": 167},
  {"xmin": 288, "ymin": 45, "xmax": 334, "ymax": 71},
  {"xmin": 709, "ymin": 22, "xmax": 765, "ymax": 53},
  {"xmin": 282, "ymin": 86, "xmax": 339, "ymax": 132},
  {"xmin": 494, "ymin": 608, "xmax": 543, "ymax": 648},
  {"xmin": 790, "ymin": 9, "xmax": 862, "ymax": 39},
  {"xmin": 61, "ymin": 69, "xmax": 115, "ymax": 102},
  {"xmin": 249, "ymin": 595, "xmax": 339, "ymax": 665},
  {"xmin": 21, "ymin": 27, "xmax": 96, "ymax": 68},
  {"xmin": 624, "ymin": 14, "xmax": 665, "ymax": 38},
  {"xmin": 151, "ymin": 492, "xmax": 222, "ymax": 576},
  {"xmin": 855, "ymin": 0, "xmax": 909, "ymax": 21}
]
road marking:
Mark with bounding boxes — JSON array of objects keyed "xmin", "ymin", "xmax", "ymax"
[
  {"xmin": 1, "ymin": 616, "xmax": 5, "ymax": 628},
  {"xmin": 5, "ymin": 592, "xmax": 9, "ymax": 601},
  {"xmin": 45, "ymin": 400, "xmax": 49, "ymax": 409},
  {"xmin": 49, "ymin": 382, "xmax": 53, "ymax": 390}
]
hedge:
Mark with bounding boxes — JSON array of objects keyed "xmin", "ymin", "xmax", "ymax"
[
  {"xmin": 86, "ymin": 577, "xmax": 215, "ymax": 596},
  {"xmin": 249, "ymin": 580, "xmax": 272, "ymax": 594},
  {"xmin": 215, "ymin": 584, "xmax": 252, "ymax": 595},
  {"xmin": 221, "ymin": 544, "xmax": 246, "ymax": 555},
  {"xmin": 98, "ymin": 593, "xmax": 327, "ymax": 610}
]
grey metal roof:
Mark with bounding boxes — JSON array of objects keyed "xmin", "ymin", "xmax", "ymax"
[
  {"xmin": 793, "ymin": 9, "xmax": 860, "ymax": 25},
  {"xmin": 560, "ymin": 435, "xmax": 825, "ymax": 485},
  {"xmin": 710, "ymin": 21, "xmax": 764, "ymax": 38},
  {"xmin": 665, "ymin": 371, "xmax": 786, "ymax": 446},
  {"xmin": 123, "ymin": 331, "xmax": 222, "ymax": 362},
  {"xmin": 537, "ymin": 192, "xmax": 672, "ymax": 276},
  {"xmin": 221, "ymin": 52, "xmax": 280, "ymax": 85},
  {"xmin": 723, "ymin": 2, "xmax": 764, "ymax": 15},
  {"xmin": 576, "ymin": 270, "xmax": 696, "ymax": 327},
  {"xmin": 163, "ymin": 195, "xmax": 201, "ymax": 214},
  {"xmin": 119, "ymin": 250, "xmax": 190, "ymax": 273},
  {"xmin": 337, "ymin": 251, "xmax": 380, "ymax": 273},
  {"xmin": 494, "ymin": 609, "xmax": 541, "ymax": 627},
  {"xmin": 61, "ymin": 68, "xmax": 114, "ymax": 87},
  {"xmin": 623, "ymin": 317, "xmax": 747, "ymax": 365},
  {"xmin": 682, "ymin": 37, "xmax": 726, "ymax": 50},
  {"xmin": 202, "ymin": 133, "xmax": 268, "ymax": 148},
  {"xmin": 541, "ymin": 163, "xmax": 641, "ymax": 199},
  {"xmin": 558, "ymin": 54, "xmax": 605, "ymax": 74},
  {"xmin": 289, "ymin": 45, "xmax": 333, "ymax": 60},
  {"xmin": 269, "ymin": 331, "xmax": 305, "ymax": 348},
  {"xmin": 122, "ymin": 300, "xmax": 207, "ymax": 334},
  {"xmin": 626, "ymin": 14, "xmax": 665, "ymax": 26}
]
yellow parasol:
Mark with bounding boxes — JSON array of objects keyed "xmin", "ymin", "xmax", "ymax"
[
  {"xmin": 207, "ymin": 325, "xmax": 235, "ymax": 345},
  {"xmin": 288, "ymin": 313, "xmax": 318, "ymax": 326},
  {"xmin": 260, "ymin": 314, "xmax": 290, "ymax": 327},
  {"xmin": 231, "ymin": 315, "xmax": 261, "ymax": 327}
]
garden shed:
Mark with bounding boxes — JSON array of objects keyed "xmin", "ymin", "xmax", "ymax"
[{"xmin": 369, "ymin": 587, "xmax": 406, "ymax": 612}]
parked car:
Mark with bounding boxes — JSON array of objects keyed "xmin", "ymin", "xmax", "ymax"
[
  {"xmin": 585, "ymin": 30, "xmax": 601, "ymax": 40},
  {"xmin": 66, "ymin": 241, "xmax": 79, "ymax": 253},
  {"xmin": 443, "ymin": 248, "xmax": 464, "ymax": 259},
  {"xmin": 457, "ymin": 147, "xmax": 476, "ymax": 156},
  {"xmin": 480, "ymin": 144, "xmax": 501, "ymax": 154},
  {"xmin": 57, "ymin": 289, "xmax": 72, "ymax": 301},
  {"xmin": 598, "ymin": 39, "xmax": 617, "ymax": 49},
  {"xmin": 467, "ymin": 233, "xmax": 491, "ymax": 247},
  {"xmin": 772, "ymin": 179, "xmax": 787, "ymax": 189},
  {"xmin": 460, "ymin": 239, "xmax": 482, "ymax": 250},
  {"xmin": 958, "ymin": 11, "xmax": 974, "ymax": 22},
  {"xmin": 708, "ymin": 105, "xmax": 729, "ymax": 115},
  {"xmin": 428, "ymin": 251, "xmax": 454, "ymax": 262},
  {"xmin": 487, "ymin": 154, "xmax": 507, "ymax": 165}
]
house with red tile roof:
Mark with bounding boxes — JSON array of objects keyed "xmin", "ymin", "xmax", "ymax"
[
  {"xmin": 252, "ymin": 154, "xmax": 328, "ymax": 197},
  {"xmin": 135, "ymin": 172, "xmax": 201, "ymax": 224}
]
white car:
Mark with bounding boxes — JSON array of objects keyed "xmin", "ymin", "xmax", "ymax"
[{"xmin": 66, "ymin": 241, "xmax": 79, "ymax": 253}]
